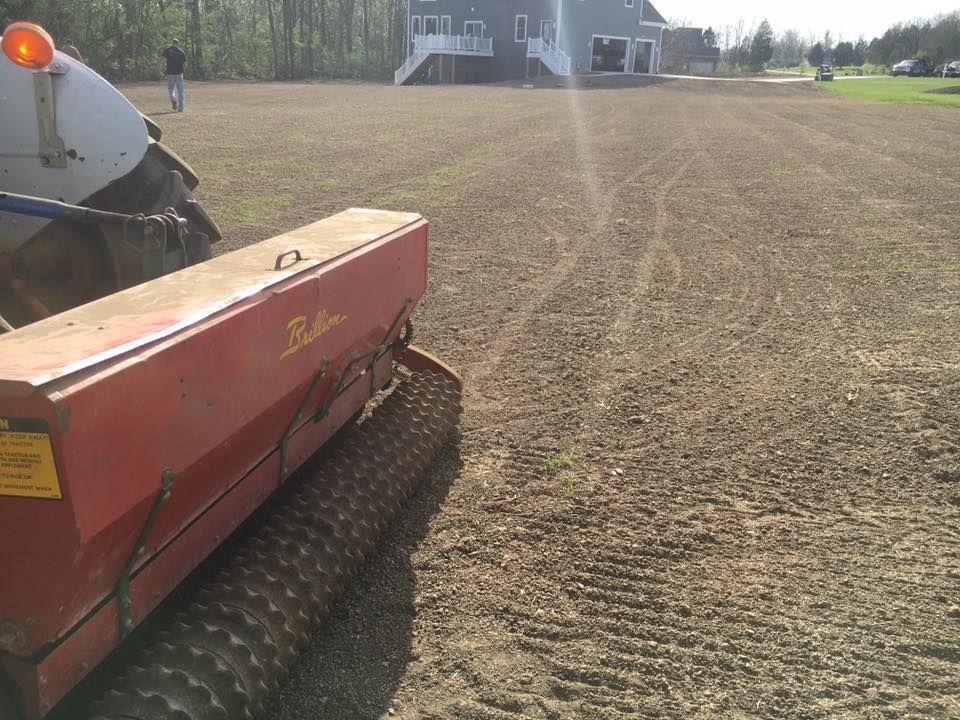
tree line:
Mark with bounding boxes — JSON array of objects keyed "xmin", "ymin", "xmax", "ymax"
[
  {"xmin": 0, "ymin": 0, "xmax": 410, "ymax": 82},
  {"xmin": 863, "ymin": 12, "xmax": 960, "ymax": 66},
  {"xmin": 3, "ymin": 1, "xmax": 959, "ymax": 81},
  {"xmin": 678, "ymin": 9, "xmax": 960, "ymax": 71}
]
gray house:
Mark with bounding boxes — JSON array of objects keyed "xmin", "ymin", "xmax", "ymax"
[
  {"xmin": 660, "ymin": 27, "xmax": 720, "ymax": 75},
  {"xmin": 395, "ymin": 0, "xmax": 668, "ymax": 84}
]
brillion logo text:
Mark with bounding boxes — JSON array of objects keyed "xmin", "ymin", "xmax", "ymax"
[{"xmin": 281, "ymin": 309, "xmax": 348, "ymax": 359}]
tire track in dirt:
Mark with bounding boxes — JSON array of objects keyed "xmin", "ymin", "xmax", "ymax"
[
  {"xmin": 592, "ymin": 91, "xmax": 960, "ymax": 720},
  {"xmin": 545, "ymin": 111, "xmax": 800, "ymax": 715},
  {"xmin": 721, "ymin": 96, "xmax": 960, "ymax": 482},
  {"xmin": 419, "ymin": 102, "xmax": 723, "ymax": 720},
  {"xmin": 127, "ymin": 81, "xmax": 960, "ymax": 720},
  {"xmin": 762, "ymin": 97, "xmax": 960, "ymax": 185},
  {"xmin": 459, "ymin": 127, "xmax": 694, "ymax": 440},
  {"xmin": 367, "ymin": 84, "xmax": 957, "ymax": 720},
  {"xmin": 454, "ymin": 89, "xmax": 960, "ymax": 720},
  {"xmin": 429, "ymin": 94, "xmax": 814, "ymax": 719},
  {"xmin": 441, "ymin": 103, "xmax": 778, "ymax": 719},
  {"xmin": 580, "ymin": 97, "xmax": 801, "ymax": 452},
  {"xmin": 452, "ymin": 110, "xmax": 693, "ymax": 441}
]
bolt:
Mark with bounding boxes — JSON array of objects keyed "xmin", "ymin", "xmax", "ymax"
[{"xmin": 161, "ymin": 467, "xmax": 176, "ymax": 489}]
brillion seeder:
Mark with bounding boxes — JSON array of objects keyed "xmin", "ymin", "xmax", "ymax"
[{"xmin": 0, "ymin": 22, "xmax": 462, "ymax": 720}]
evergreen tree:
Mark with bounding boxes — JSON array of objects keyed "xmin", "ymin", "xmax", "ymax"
[
  {"xmin": 853, "ymin": 38, "xmax": 867, "ymax": 65},
  {"xmin": 833, "ymin": 40, "xmax": 854, "ymax": 66},
  {"xmin": 749, "ymin": 19, "xmax": 774, "ymax": 70},
  {"xmin": 808, "ymin": 42, "xmax": 825, "ymax": 66}
]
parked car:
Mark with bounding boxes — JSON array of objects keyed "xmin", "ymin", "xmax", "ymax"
[
  {"xmin": 891, "ymin": 58, "xmax": 936, "ymax": 77},
  {"xmin": 944, "ymin": 60, "xmax": 960, "ymax": 78},
  {"xmin": 815, "ymin": 64, "xmax": 834, "ymax": 81}
]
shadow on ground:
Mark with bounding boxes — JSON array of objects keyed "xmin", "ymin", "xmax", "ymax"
[{"xmin": 263, "ymin": 439, "xmax": 463, "ymax": 720}]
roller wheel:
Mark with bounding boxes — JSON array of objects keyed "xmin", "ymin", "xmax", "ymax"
[{"xmin": 91, "ymin": 370, "xmax": 461, "ymax": 719}]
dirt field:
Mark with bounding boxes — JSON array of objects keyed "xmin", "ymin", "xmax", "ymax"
[{"xmin": 116, "ymin": 78, "xmax": 959, "ymax": 719}]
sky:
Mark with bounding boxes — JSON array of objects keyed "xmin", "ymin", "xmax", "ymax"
[{"xmin": 663, "ymin": 1, "xmax": 960, "ymax": 42}]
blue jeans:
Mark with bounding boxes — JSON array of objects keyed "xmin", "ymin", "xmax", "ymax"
[{"xmin": 167, "ymin": 74, "xmax": 184, "ymax": 110}]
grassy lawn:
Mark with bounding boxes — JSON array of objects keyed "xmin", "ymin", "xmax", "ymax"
[{"xmin": 819, "ymin": 77, "xmax": 960, "ymax": 107}]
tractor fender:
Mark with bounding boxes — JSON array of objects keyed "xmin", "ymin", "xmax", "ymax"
[
  {"xmin": 149, "ymin": 138, "xmax": 200, "ymax": 191},
  {"xmin": 0, "ymin": 45, "xmax": 148, "ymax": 253},
  {"xmin": 141, "ymin": 111, "xmax": 163, "ymax": 141}
]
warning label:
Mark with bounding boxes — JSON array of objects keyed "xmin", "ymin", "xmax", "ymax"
[{"xmin": 0, "ymin": 418, "xmax": 62, "ymax": 500}]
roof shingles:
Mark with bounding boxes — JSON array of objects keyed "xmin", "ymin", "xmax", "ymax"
[{"xmin": 642, "ymin": 0, "xmax": 667, "ymax": 25}]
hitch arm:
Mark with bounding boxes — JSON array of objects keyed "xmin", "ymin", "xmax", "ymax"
[{"xmin": 0, "ymin": 191, "xmax": 145, "ymax": 228}]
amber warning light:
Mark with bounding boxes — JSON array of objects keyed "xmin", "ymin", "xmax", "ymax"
[{"xmin": 2, "ymin": 22, "xmax": 55, "ymax": 69}]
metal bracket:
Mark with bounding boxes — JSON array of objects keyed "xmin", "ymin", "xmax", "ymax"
[
  {"xmin": 275, "ymin": 301, "xmax": 411, "ymax": 486},
  {"xmin": 279, "ymin": 358, "xmax": 328, "ymax": 482},
  {"xmin": 313, "ymin": 299, "xmax": 411, "ymax": 423},
  {"xmin": 116, "ymin": 468, "xmax": 175, "ymax": 639},
  {"xmin": 32, "ymin": 71, "xmax": 67, "ymax": 169}
]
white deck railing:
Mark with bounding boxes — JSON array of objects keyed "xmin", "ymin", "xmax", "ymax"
[
  {"xmin": 395, "ymin": 34, "xmax": 495, "ymax": 84},
  {"xmin": 414, "ymin": 34, "xmax": 494, "ymax": 55},
  {"xmin": 527, "ymin": 36, "xmax": 571, "ymax": 75},
  {"xmin": 394, "ymin": 50, "xmax": 428, "ymax": 85}
]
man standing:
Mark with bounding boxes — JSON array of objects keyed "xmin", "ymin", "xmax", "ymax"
[
  {"xmin": 60, "ymin": 39, "xmax": 84, "ymax": 63},
  {"xmin": 161, "ymin": 39, "xmax": 187, "ymax": 112}
]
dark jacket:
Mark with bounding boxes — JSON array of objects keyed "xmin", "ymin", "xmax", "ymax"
[{"xmin": 161, "ymin": 46, "xmax": 187, "ymax": 75}]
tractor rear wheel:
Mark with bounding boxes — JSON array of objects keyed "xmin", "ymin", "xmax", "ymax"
[{"xmin": 0, "ymin": 142, "xmax": 220, "ymax": 330}]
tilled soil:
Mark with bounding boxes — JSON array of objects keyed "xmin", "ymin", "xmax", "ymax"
[{"xmin": 116, "ymin": 78, "xmax": 959, "ymax": 719}]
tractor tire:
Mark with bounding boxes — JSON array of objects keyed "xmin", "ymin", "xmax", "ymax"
[
  {"xmin": 0, "ymin": 142, "xmax": 221, "ymax": 329},
  {"xmin": 86, "ymin": 140, "xmax": 221, "ymax": 286}
]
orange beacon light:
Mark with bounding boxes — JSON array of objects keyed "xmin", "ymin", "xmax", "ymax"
[{"xmin": 2, "ymin": 22, "xmax": 56, "ymax": 69}]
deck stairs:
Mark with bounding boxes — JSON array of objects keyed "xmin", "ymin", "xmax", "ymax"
[
  {"xmin": 394, "ymin": 50, "xmax": 429, "ymax": 85},
  {"xmin": 526, "ymin": 37, "xmax": 571, "ymax": 76}
]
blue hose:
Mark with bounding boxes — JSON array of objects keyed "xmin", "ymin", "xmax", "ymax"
[{"xmin": 0, "ymin": 193, "xmax": 65, "ymax": 220}]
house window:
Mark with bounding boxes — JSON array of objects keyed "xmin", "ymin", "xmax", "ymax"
[
  {"xmin": 515, "ymin": 14, "xmax": 527, "ymax": 42},
  {"xmin": 625, "ymin": 0, "xmax": 633, "ymax": 6},
  {"xmin": 440, "ymin": 15, "xmax": 451, "ymax": 34},
  {"xmin": 423, "ymin": 15, "xmax": 438, "ymax": 34},
  {"xmin": 464, "ymin": 20, "xmax": 483, "ymax": 36},
  {"xmin": 540, "ymin": 19, "xmax": 555, "ymax": 43},
  {"xmin": 410, "ymin": 15, "xmax": 421, "ymax": 43}
]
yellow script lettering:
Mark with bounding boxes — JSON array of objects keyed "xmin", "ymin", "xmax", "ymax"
[
  {"xmin": 280, "ymin": 310, "xmax": 347, "ymax": 359},
  {"xmin": 281, "ymin": 316, "xmax": 307, "ymax": 360}
]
